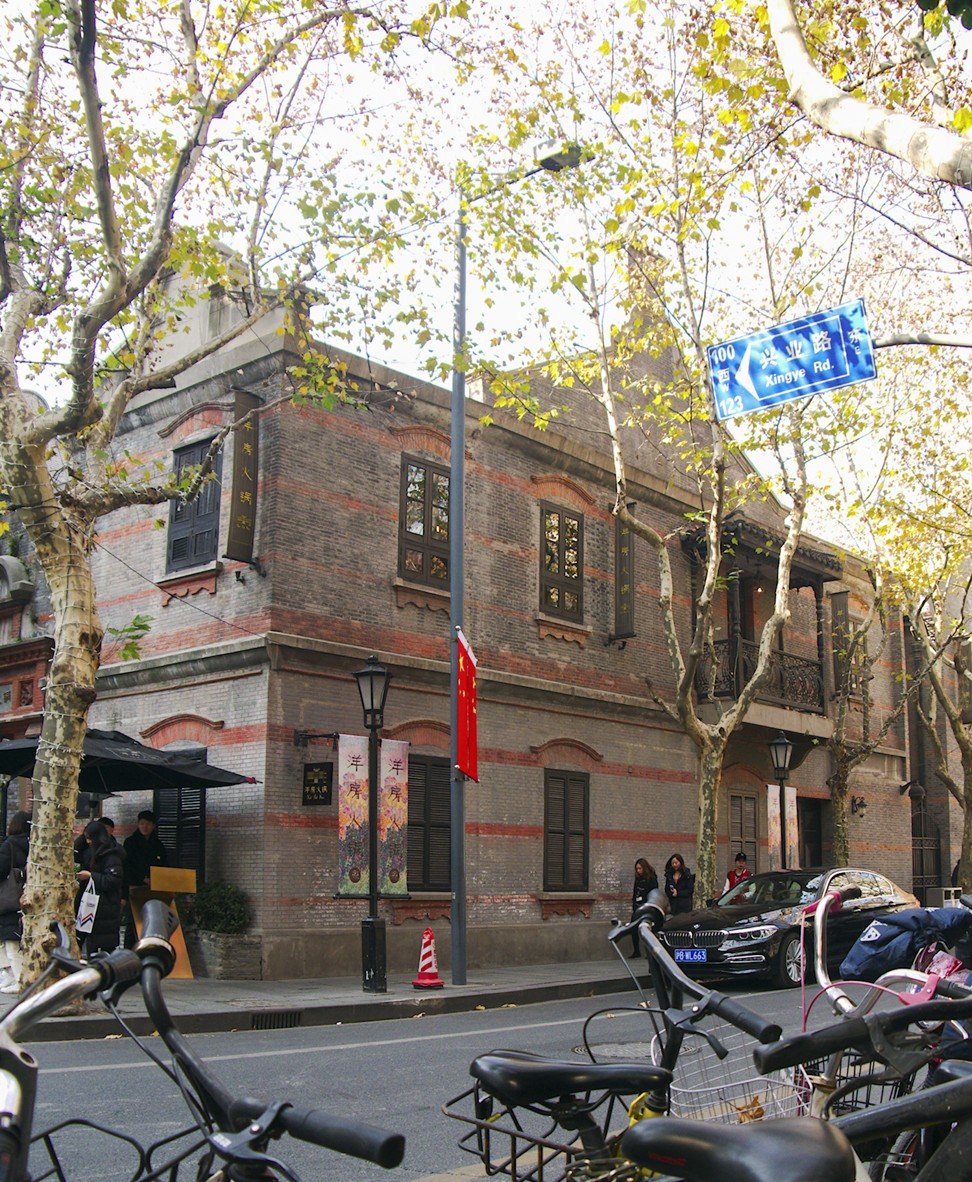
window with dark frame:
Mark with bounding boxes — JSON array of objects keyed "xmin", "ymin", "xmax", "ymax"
[
  {"xmin": 407, "ymin": 755, "xmax": 451, "ymax": 891},
  {"xmin": 167, "ymin": 439, "xmax": 223, "ymax": 572},
  {"xmin": 398, "ymin": 457, "xmax": 450, "ymax": 590},
  {"xmin": 543, "ymin": 768, "xmax": 589, "ymax": 891},
  {"xmin": 540, "ymin": 502, "xmax": 584, "ymax": 622}
]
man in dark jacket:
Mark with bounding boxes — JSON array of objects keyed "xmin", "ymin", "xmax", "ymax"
[
  {"xmin": 123, "ymin": 810, "xmax": 168, "ymax": 888},
  {"xmin": 122, "ymin": 810, "xmax": 168, "ymax": 948}
]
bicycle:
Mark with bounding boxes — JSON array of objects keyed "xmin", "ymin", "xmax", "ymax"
[
  {"xmin": 0, "ymin": 900, "xmax": 405, "ymax": 1181},
  {"xmin": 443, "ymin": 890, "xmax": 785, "ymax": 1181},
  {"xmin": 618, "ymin": 990, "xmax": 972, "ymax": 1182}
]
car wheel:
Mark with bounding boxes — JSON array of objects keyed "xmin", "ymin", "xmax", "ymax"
[{"xmin": 775, "ymin": 932, "xmax": 805, "ymax": 988}]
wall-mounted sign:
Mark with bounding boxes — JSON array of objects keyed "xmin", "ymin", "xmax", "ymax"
[
  {"xmin": 613, "ymin": 513, "xmax": 635, "ymax": 640},
  {"xmin": 224, "ymin": 388, "xmax": 261, "ymax": 563},
  {"xmin": 302, "ymin": 762, "xmax": 333, "ymax": 806}
]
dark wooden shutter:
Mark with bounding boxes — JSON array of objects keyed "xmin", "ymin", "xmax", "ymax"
[
  {"xmin": 729, "ymin": 793, "xmax": 758, "ymax": 870},
  {"xmin": 407, "ymin": 755, "xmax": 451, "ymax": 891},
  {"xmin": 153, "ymin": 784, "xmax": 206, "ymax": 880},
  {"xmin": 167, "ymin": 441, "xmax": 222, "ymax": 572},
  {"xmin": 544, "ymin": 770, "xmax": 589, "ymax": 890},
  {"xmin": 831, "ymin": 590, "xmax": 850, "ymax": 696}
]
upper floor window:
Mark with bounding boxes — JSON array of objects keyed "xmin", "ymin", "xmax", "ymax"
[
  {"xmin": 540, "ymin": 502, "xmax": 583, "ymax": 621},
  {"xmin": 167, "ymin": 440, "xmax": 222, "ymax": 573},
  {"xmin": 398, "ymin": 457, "xmax": 449, "ymax": 589}
]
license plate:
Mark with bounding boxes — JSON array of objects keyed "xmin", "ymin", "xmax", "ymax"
[{"xmin": 674, "ymin": 948, "xmax": 707, "ymax": 963}]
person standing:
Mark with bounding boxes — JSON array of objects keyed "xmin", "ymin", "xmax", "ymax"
[
  {"xmin": 628, "ymin": 858, "xmax": 658, "ymax": 958},
  {"xmin": 122, "ymin": 810, "xmax": 168, "ymax": 947},
  {"xmin": 664, "ymin": 853, "xmax": 695, "ymax": 915},
  {"xmin": 0, "ymin": 812, "xmax": 30, "ymax": 994},
  {"xmin": 123, "ymin": 810, "xmax": 168, "ymax": 888},
  {"xmin": 76, "ymin": 820, "xmax": 125, "ymax": 956},
  {"xmin": 723, "ymin": 851, "xmax": 752, "ymax": 895}
]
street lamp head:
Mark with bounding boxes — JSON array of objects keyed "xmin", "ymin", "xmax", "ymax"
[
  {"xmin": 534, "ymin": 138, "xmax": 585, "ymax": 173},
  {"xmin": 354, "ymin": 655, "xmax": 391, "ymax": 731},
  {"xmin": 768, "ymin": 731, "xmax": 793, "ymax": 783}
]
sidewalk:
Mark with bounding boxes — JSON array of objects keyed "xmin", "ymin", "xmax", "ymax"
[{"xmin": 27, "ymin": 956, "xmax": 643, "ymax": 1042}]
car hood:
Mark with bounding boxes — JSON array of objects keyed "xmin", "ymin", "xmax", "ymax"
[{"xmin": 664, "ymin": 903, "xmax": 796, "ymax": 931}]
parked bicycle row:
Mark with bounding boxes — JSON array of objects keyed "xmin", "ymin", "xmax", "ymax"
[
  {"xmin": 5, "ymin": 872, "xmax": 972, "ymax": 1179},
  {"xmin": 444, "ymin": 880, "xmax": 972, "ymax": 1182}
]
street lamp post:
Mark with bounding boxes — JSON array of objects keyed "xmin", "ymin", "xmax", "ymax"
[
  {"xmin": 768, "ymin": 731, "xmax": 794, "ymax": 871},
  {"xmin": 449, "ymin": 141, "xmax": 585, "ymax": 986},
  {"xmin": 354, "ymin": 654, "xmax": 391, "ymax": 994}
]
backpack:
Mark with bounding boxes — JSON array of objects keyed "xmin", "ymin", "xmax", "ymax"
[{"xmin": 840, "ymin": 907, "xmax": 972, "ymax": 982}]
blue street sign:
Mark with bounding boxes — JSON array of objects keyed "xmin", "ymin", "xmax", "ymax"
[{"xmin": 707, "ymin": 299, "xmax": 877, "ymax": 422}]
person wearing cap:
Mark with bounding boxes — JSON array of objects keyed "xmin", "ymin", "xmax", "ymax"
[{"xmin": 723, "ymin": 851, "xmax": 752, "ymax": 895}]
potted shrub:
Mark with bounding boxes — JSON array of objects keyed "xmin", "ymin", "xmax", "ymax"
[{"xmin": 185, "ymin": 881, "xmax": 261, "ymax": 980}]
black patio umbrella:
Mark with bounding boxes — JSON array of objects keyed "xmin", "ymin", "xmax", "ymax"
[{"xmin": 0, "ymin": 729, "xmax": 256, "ymax": 794}]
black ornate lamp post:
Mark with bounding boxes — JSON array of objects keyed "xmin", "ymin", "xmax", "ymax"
[
  {"xmin": 768, "ymin": 731, "xmax": 793, "ymax": 870},
  {"xmin": 354, "ymin": 654, "xmax": 391, "ymax": 993}
]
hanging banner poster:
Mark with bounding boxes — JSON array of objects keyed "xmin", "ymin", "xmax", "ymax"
[
  {"xmin": 337, "ymin": 734, "xmax": 370, "ymax": 895},
  {"xmin": 456, "ymin": 628, "xmax": 479, "ymax": 781},
  {"xmin": 379, "ymin": 740, "xmax": 409, "ymax": 895}
]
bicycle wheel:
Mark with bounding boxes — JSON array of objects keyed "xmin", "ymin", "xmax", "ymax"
[{"xmin": 867, "ymin": 1130, "xmax": 919, "ymax": 1181}]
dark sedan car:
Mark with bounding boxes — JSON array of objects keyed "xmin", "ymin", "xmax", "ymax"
[{"xmin": 659, "ymin": 867, "xmax": 919, "ymax": 987}]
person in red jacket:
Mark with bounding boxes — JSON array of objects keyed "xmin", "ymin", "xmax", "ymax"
[{"xmin": 723, "ymin": 851, "xmax": 752, "ymax": 895}]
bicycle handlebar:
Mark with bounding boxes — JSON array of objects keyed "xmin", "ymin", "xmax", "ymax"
[
  {"xmin": 228, "ymin": 1098, "xmax": 405, "ymax": 1169},
  {"xmin": 0, "ymin": 902, "xmax": 406, "ymax": 1179},
  {"xmin": 639, "ymin": 928, "xmax": 782, "ymax": 1043},
  {"xmin": 708, "ymin": 992, "xmax": 782, "ymax": 1043},
  {"xmin": 754, "ymin": 991, "xmax": 972, "ymax": 1074}
]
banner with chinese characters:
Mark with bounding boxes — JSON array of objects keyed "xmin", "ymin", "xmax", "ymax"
[
  {"xmin": 224, "ymin": 388, "xmax": 260, "ymax": 562},
  {"xmin": 337, "ymin": 734, "xmax": 370, "ymax": 895},
  {"xmin": 378, "ymin": 740, "xmax": 409, "ymax": 895}
]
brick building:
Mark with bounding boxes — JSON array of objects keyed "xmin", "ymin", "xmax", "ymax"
[{"xmin": 0, "ymin": 295, "xmax": 961, "ymax": 978}]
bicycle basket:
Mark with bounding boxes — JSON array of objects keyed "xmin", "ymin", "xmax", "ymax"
[
  {"xmin": 650, "ymin": 1021, "xmax": 809, "ymax": 1124},
  {"xmin": 804, "ymin": 1048, "xmax": 917, "ymax": 1116},
  {"xmin": 443, "ymin": 1081, "xmax": 644, "ymax": 1182}
]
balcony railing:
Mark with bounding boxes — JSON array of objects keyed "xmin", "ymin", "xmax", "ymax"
[{"xmin": 695, "ymin": 639, "xmax": 824, "ymax": 713}]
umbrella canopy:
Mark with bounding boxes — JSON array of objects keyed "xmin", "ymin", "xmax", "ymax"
[{"xmin": 0, "ymin": 729, "xmax": 256, "ymax": 794}]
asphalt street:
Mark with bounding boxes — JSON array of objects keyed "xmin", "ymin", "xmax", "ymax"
[{"xmin": 28, "ymin": 981, "xmax": 811, "ymax": 1181}]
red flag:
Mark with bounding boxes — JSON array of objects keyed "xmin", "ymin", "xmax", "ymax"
[{"xmin": 456, "ymin": 628, "xmax": 479, "ymax": 782}]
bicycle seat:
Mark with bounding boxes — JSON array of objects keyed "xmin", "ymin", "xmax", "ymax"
[
  {"xmin": 470, "ymin": 1049, "xmax": 671, "ymax": 1108},
  {"xmin": 622, "ymin": 1115, "xmax": 856, "ymax": 1182}
]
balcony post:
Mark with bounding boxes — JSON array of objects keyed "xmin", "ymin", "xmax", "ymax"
[
  {"xmin": 814, "ymin": 581, "xmax": 826, "ymax": 711},
  {"xmin": 730, "ymin": 574, "xmax": 744, "ymax": 697}
]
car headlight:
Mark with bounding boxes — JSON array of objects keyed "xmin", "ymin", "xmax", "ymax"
[{"xmin": 722, "ymin": 925, "xmax": 777, "ymax": 946}]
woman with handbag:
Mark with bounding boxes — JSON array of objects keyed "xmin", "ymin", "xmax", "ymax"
[
  {"xmin": 0, "ymin": 811, "xmax": 30, "ymax": 994},
  {"xmin": 76, "ymin": 820, "xmax": 124, "ymax": 956}
]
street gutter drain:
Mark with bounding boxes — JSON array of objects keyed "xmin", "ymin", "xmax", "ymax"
[{"xmin": 251, "ymin": 1010, "xmax": 303, "ymax": 1031}]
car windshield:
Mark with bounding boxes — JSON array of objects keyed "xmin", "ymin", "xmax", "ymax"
[{"xmin": 717, "ymin": 873, "xmax": 818, "ymax": 907}]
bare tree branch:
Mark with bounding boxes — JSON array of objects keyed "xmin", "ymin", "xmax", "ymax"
[{"xmin": 766, "ymin": 0, "xmax": 972, "ymax": 189}]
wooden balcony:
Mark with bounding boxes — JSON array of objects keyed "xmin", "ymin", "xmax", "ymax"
[{"xmin": 695, "ymin": 639, "xmax": 825, "ymax": 714}]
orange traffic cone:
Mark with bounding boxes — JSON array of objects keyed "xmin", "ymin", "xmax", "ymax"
[{"xmin": 412, "ymin": 926, "xmax": 445, "ymax": 989}]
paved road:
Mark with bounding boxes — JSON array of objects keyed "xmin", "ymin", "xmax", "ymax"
[{"xmin": 29, "ymin": 982, "xmax": 808, "ymax": 1181}]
